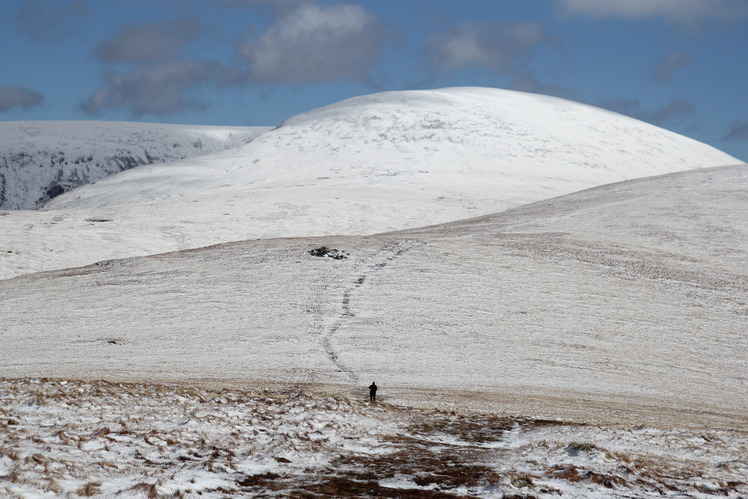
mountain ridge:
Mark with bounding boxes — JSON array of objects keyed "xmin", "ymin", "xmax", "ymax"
[{"xmin": 0, "ymin": 121, "xmax": 269, "ymax": 210}]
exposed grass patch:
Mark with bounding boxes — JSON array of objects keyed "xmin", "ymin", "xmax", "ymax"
[
  {"xmin": 129, "ymin": 482, "xmax": 159, "ymax": 498},
  {"xmin": 0, "ymin": 377, "xmax": 745, "ymax": 498},
  {"xmin": 77, "ymin": 481, "xmax": 102, "ymax": 496}
]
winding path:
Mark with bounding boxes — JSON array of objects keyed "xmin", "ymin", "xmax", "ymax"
[{"xmin": 321, "ymin": 242, "xmax": 413, "ymax": 384}]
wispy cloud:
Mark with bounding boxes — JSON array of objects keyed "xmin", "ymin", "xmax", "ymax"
[
  {"xmin": 424, "ymin": 22, "xmax": 547, "ymax": 74},
  {"xmin": 0, "ymin": 85, "xmax": 45, "ymax": 112},
  {"xmin": 653, "ymin": 52, "xmax": 692, "ymax": 83},
  {"xmin": 94, "ymin": 16, "xmax": 202, "ymax": 64},
  {"xmin": 16, "ymin": 0, "xmax": 89, "ymax": 43},
  {"xmin": 238, "ymin": 4, "xmax": 385, "ymax": 84},
  {"xmin": 556, "ymin": 0, "xmax": 748, "ymax": 29},
  {"xmin": 722, "ymin": 119, "xmax": 748, "ymax": 141},
  {"xmin": 597, "ymin": 96, "xmax": 695, "ymax": 126},
  {"xmin": 81, "ymin": 61, "xmax": 243, "ymax": 116}
]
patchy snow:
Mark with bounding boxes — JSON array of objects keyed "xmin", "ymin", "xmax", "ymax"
[
  {"xmin": 1, "ymin": 379, "xmax": 745, "ymax": 498},
  {"xmin": 0, "ymin": 121, "xmax": 268, "ymax": 210},
  {"xmin": 0, "ymin": 88, "xmax": 739, "ymax": 280}
]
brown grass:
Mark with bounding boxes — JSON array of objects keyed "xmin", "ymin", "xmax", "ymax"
[
  {"xmin": 44, "ymin": 478, "xmax": 64, "ymax": 494},
  {"xmin": 77, "ymin": 481, "xmax": 102, "ymax": 496},
  {"xmin": 3, "ymin": 448, "xmax": 21, "ymax": 462},
  {"xmin": 129, "ymin": 482, "xmax": 159, "ymax": 498},
  {"xmin": 410, "ymin": 412, "xmax": 515, "ymax": 443},
  {"xmin": 1, "ymin": 377, "xmax": 745, "ymax": 498},
  {"xmin": 23, "ymin": 454, "xmax": 46, "ymax": 466},
  {"xmin": 548, "ymin": 464, "xmax": 627, "ymax": 488}
]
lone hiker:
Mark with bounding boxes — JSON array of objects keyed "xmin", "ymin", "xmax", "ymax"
[{"xmin": 369, "ymin": 382, "xmax": 377, "ymax": 401}]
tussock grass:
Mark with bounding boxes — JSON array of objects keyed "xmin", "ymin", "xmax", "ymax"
[
  {"xmin": 129, "ymin": 482, "xmax": 159, "ymax": 498},
  {"xmin": 77, "ymin": 481, "xmax": 102, "ymax": 496},
  {"xmin": 0, "ymin": 377, "xmax": 745, "ymax": 498}
]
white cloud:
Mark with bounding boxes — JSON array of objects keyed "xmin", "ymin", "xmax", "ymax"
[
  {"xmin": 240, "ymin": 4, "xmax": 384, "ymax": 84},
  {"xmin": 557, "ymin": 0, "xmax": 748, "ymax": 27},
  {"xmin": 425, "ymin": 22, "xmax": 547, "ymax": 73}
]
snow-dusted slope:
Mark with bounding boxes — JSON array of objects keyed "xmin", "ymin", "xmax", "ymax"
[
  {"xmin": 1, "ymin": 88, "xmax": 741, "ymax": 280},
  {"xmin": 2, "ymin": 165, "xmax": 745, "ymax": 428},
  {"xmin": 0, "ymin": 121, "xmax": 269, "ymax": 210},
  {"xmin": 45, "ymin": 87, "xmax": 738, "ymax": 211}
]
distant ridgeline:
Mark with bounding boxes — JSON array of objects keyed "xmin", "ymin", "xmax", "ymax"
[{"xmin": 0, "ymin": 122, "xmax": 267, "ymax": 210}]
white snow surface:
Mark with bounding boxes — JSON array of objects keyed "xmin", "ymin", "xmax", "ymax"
[
  {"xmin": 0, "ymin": 121, "xmax": 268, "ymax": 210},
  {"xmin": 2, "ymin": 164, "xmax": 746, "ymax": 430},
  {"xmin": 45, "ymin": 88, "xmax": 740, "ymax": 211},
  {"xmin": 1, "ymin": 88, "xmax": 740, "ymax": 280}
]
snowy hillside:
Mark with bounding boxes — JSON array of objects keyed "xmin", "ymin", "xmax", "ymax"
[
  {"xmin": 1, "ymin": 169, "xmax": 747, "ymax": 498},
  {"xmin": 0, "ymin": 121, "xmax": 269, "ymax": 210},
  {"xmin": 1, "ymin": 88, "xmax": 746, "ymax": 496},
  {"xmin": 2, "ymin": 165, "xmax": 745, "ymax": 429},
  {"xmin": 46, "ymin": 88, "xmax": 738, "ymax": 212},
  {"xmin": 1, "ymin": 88, "xmax": 740, "ymax": 280}
]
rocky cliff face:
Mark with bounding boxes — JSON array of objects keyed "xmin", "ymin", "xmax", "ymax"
[{"xmin": 0, "ymin": 121, "xmax": 269, "ymax": 210}]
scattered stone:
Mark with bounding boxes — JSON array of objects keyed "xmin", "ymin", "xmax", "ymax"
[{"xmin": 308, "ymin": 246, "xmax": 349, "ymax": 260}]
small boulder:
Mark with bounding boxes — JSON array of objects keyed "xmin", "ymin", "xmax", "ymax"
[{"xmin": 308, "ymin": 246, "xmax": 349, "ymax": 259}]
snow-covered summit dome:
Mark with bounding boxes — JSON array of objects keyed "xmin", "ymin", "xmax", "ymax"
[
  {"xmin": 46, "ymin": 87, "xmax": 739, "ymax": 212},
  {"xmin": 259, "ymin": 86, "xmax": 737, "ymax": 182}
]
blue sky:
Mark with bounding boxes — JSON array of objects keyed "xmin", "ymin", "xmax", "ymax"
[{"xmin": 1, "ymin": 0, "xmax": 747, "ymax": 160}]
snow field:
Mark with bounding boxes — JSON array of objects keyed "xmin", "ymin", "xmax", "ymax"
[
  {"xmin": 2, "ymin": 87, "xmax": 740, "ymax": 280},
  {"xmin": 1, "ymin": 378, "xmax": 745, "ymax": 498},
  {"xmin": 1, "ymin": 166, "xmax": 746, "ymax": 431}
]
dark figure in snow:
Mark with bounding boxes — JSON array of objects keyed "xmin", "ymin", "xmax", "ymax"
[{"xmin": 369, "ymin": 382, "xmax": 377, "ymax": 401}]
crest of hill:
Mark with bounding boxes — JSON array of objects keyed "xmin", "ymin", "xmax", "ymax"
[
  {"xmin": 0, "ymin": 121, "xmax": 269, "ymax": 210},
  {"xmin": 44, "ymin": 87, "xmax": 738, "ymax": 211},
  {"xmin": 408, "ymin": 164, "xmax": 747, "ymax": 276}
]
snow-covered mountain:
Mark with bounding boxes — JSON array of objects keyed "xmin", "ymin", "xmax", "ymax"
[
  {"xmin": 0, "ymin": 121, "xmax": 269, "ymax": 210},
  {"xmin": 46, "ymin": 87, "xmax": 738, "ymax": 211},
  {"xmin": 1, "ymin": 88, "xmax": 739, "ymax": 280},
  {"xmin": 1, "ymin": 88, "xmax": 746, "ymax": 497}
]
